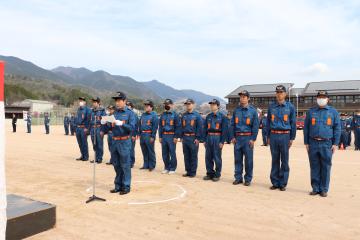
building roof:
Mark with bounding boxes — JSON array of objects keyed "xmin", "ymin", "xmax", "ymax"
[
  {"xmin": 225, "ymin": 83, "xmax": 294, "ymax": 98},
  {"xmin": 22, "ymin": 99, "xmax": 54, "ymax": 104},
  {"xmin": 302, "ymin": 80, "xmax": 360, "ymax": 96}
]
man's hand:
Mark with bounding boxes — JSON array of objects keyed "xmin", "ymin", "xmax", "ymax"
[
  {"xmin": 100, "ymin": 131, "xmax": 105, "ymax": 138},
  {"xmin": 331, "ymin": 145, "xmax": 336, "ymax": 154},
  {"xmin": 305, "ymin": 144, "xmax": 309, "ymax": 152},
  {"xmin": 231, "ymin": 138, "xmax": 237, "ymax": 144},
  {"xmin": 267, "ymin": 138, "xmax": 270, "ymax": 145},
  {"xmin": 150, "ymin": 137, "xmax": 155, "ymax": 144},
  {"xmin": 173, "ymin": 138, "xmax": 178, "ymax": 144},
  {"xmin": 100, "ymin": 119, "xmax": 106, "ymax": 125},
  {"xmin": 194, "ymin": 139, "xmax": 200, "ymax": 145},
  {"xmin": 249, "ymin": 140, "xmax": 255, "ymax": 148},
  {"xmin": 289, "ymin": 140, "xmax": 293, "ymax": 148},
  {"xmin": 219, "ymin": 143, "xmax": 224, "ymax": 149},
  {"xmin": 84, "ymin": 128, "xmax": 88, "ymax": 134},
  {"xmin": 132, "ymin": 136, "xmax": 136, "ymax": 141},
  {"xmin": 159, "ymin": 138, "xmax": 162, "ymax": 143}
]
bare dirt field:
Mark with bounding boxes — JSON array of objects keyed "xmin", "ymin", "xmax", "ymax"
[{"xmin": 5, "ymin": 121, "xmax": 360, "ymax": 240}]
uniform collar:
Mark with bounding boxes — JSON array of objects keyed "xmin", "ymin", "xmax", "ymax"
[
  {"xmin": 238, "ymin": 104, "xmax": 249, "ymax": 110},
  {"xmin": 316, "ymin": 105, "xmax": 330, "ymax": 110},
  {"xmin": 276, "ymin": 101, "xmax": 287, "ymax": 107}
]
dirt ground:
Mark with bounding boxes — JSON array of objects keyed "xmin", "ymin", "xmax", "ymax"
[{"xmin": 5, "ymin": 120, "xmax": 360, "ymax": 240}]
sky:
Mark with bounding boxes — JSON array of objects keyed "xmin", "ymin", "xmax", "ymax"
[{"xmin": 1, "ymin": 0, "xmax": 360, "ymax": 98}]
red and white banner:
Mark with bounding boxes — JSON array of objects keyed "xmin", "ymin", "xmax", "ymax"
[{"xmin": 0, "ymin": 61, "xmax": 7, "ymax": 239}]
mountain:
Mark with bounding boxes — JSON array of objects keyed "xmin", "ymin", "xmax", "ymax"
[
  {"xmin": 1, "ymin": 54, "xmax": 225, "ymax": 106},
  {"xmin": 143, "ymin": 80, "xmax": 225, "ymax": 105}
]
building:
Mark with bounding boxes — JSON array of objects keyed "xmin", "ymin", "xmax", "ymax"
[
  {"xmin": 17, "ymin": 99, "xmax": 54, "ymax": 114},
  {"xmin": 225, "ymin": 80, "xmax": 360, "ymax": 115},
  {"xmin": 4, "ymin": 105, "xmax": 30, "ymax": 119}
]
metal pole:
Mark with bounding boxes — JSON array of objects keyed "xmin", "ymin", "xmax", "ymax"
[{"xmin": 296, "ymin": 93, "xmax": 299, "ymax": 117}]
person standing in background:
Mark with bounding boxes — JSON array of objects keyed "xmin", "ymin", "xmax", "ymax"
[{"xmin": 12, "ymin": 113, "xmax": 17, "ymax": 133}]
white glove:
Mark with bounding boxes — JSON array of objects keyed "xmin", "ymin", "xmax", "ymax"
[
  {"xmin": 101, "ymin": 119, "xmax": 106, "ymax": 125},
  {"xmin": 115, "ymin": 120, "xmax": 123, "ymax": 126}
]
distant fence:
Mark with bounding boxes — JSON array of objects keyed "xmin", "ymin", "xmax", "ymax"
[{"xmin": 29, "ymin": 106, "xmax": 76, "ymax": 126}]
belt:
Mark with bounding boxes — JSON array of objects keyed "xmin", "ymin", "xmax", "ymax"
[
  {"xmin": 142, "ymin": 130, "xmax": 152, "ymax": 133},
  {"xmin": 236, "ymin": 132, "xmax": 252, "ymax": 136},
  {"xmin": 312, "ymin": 137, "xmax": 331, "ymax": 141},
  {"xmin": 208, "ymin": 132, "xmax": 221, "ymax": 136},
  {"xmin": 77, "ymin": 125, "xmax": 86, "ymax": 128},
  {"xmin": 163, "ymin": 131, "xmax": 175, "ymax": 135},
  {"xmin": 184, "ymin": 133, "xmax": 195, "ymax": 136},
  {"xmin": 112, "ymin": 136, "xmax": 130, "ymax": 140},
  {"xmin": 271, "ymin": 130, "xmax": 290, "ymax": 134}
]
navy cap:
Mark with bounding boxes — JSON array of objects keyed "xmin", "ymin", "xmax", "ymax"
[
  {"xmin": 184, "ymin": 99, "xmax": 195, "ymax": 104},
  {"xmin": 91, "ymin": 97, "xmax": 101, "ymax": 102},
  {"xmin": 163, "ymin": 99, "xmax": 173, "ymax": 105},
  {"xmin": 78, "ymin": 97, "xmax": 86, "ymax": 101},
  {"xmin": 112, "ymin": 91, "xmax": 127, "ymax": 100},
  {"xmin": 238, "ymin": 90, "xmax": 250, "ymax": 97},
  {"xmin": 144, "ymin": 99, "xmax": 154, "ymax": 107},
  {"xmin": 107, "ymin": 105, "xmax": 115, "ymax": 110},
  {"xmin": 126, "ymin": 101, "xmax": 134, "ymax": 108},
  {"xmin": 317, "ymin": 90, "xmax": 329, "ymax": 98},
  {"xmin": 275, "ymin": 85, "xmax": 287, "ymax": 92},
  {"xmin": 208, "ymin": 99, "xmax": 220, "ymax": 106}
]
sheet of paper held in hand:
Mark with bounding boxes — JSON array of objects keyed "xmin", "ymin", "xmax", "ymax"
[{"xmin": 102, "ymin": 115, "xmax": 116, "ymax": 123}]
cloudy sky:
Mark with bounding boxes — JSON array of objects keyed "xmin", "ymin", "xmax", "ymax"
[{"xmin": 1, "ymin": 0, "xmax": 360, "ymax": 97}]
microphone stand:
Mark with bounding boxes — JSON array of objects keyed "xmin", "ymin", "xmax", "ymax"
[{"xmin": 86, "ymin": 109, "xmax": 106, "ymax": 203}]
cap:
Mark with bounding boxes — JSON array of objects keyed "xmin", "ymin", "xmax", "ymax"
[
  {"xmin": 316, "ymin": 90, "xmax": 329, "ymax": 98},
  {"xmin": 163, "ymin": 99, "xmax": 173, "ymax": 105},
  {"xmin": 208, "ymin": 99, "xmax": 220, "ymax": 106},
  {"xmin": 184, "ymin": 99, "xmax": 195, "ymax": 105},
  {"xmin": 126, "ymin": 101, "xmax": 134, "ymax": 108},
  {"xmin": 112, "ymin": 91, "xmax": 127, "ymax": 100},
  {"xmin": 78, "ymin": 97, "xmax": 86, "ymax": 101},
  {"xmin": 238, "ymin": 90, "xmax": 250, "ymax": 97},
  {"xmin": 275, "ymin": 85, "xmax": 287, "ymax": 92},
  {"xmin": 107, "ymin": 105, "xmax": 115, "ymax": 110},
  {"xmin": 144, "ymin": 99, "xmax": 154, "ymax": 107},
  {"xmin": 91, "ymin": 97, "xmax": 101, "ymax": 102}
]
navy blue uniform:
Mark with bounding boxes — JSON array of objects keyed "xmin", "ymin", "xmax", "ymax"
[
  {"xmin": 64, "ymin": 116, "xmax": 70, "ymax": 135},
  {"xmin": 138, "ymin": 111, "xmax": 159, "ymax": 169},
  {"xmin": 159, "ymin": 110, "xmax": 181, "ymax": 171},
  {"xmin": 203, "ymin": 111, "xmax": 228, "ymax": 178},
  {"xmin": 90, "ymin": 107, "xmax": 106, "ymax": 162},
  {"xmin": 181, "ymin": 111, "xmax": 203, "ymax": 176},
  {"xmin": 44, "ymin": 115, "xmax": 50, "ymax": 134},
  {"xmin": 266, "ymin": 101, "xmax": 296, "ymax": 188},
  {"xmin": 129, "ymin": 109, "xmax": 139, "ymax": 168},
  {"xmin": 339, "ymin": 118, "xmax": 350, "ymax": 149},
  {"xmin": 101, "ymin": 107, "xmax": 136, "ymax": 192},
  {"xmin": 26, "ymin": 115, "xmax": 32, "ymax": 133},
  {"xmin": 304, "ymin": 105, "xmax": 340, "ymax": 193},
  {"xmin": 230, "ymin": 105, "xmax": 259, "ymax": 183},
  {"xmin": 261, "ymin": 116, "xmax": 268, "ymax": 145},
  {"xmin": 352, "ymin": 115, "xmax": 360, "ymax": 150},
  {"xmin": 70, "ymin": 116, "xmax": 76, "ymax": 135},
  {"xmin": 75, "ymin": 106, "xmax": 92, "ymax": 160}
]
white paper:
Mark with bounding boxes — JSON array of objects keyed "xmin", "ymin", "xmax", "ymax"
[{"xmin": 102, "ymin": 115, "xmax": 116, "ymax": 123}]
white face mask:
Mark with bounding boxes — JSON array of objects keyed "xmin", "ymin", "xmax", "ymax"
[
  {"xmin": 106, "ymin": 111, "xmax": 110, "ymax": 115},
  {"xmin": 317, "ymin": 98, "xmax": 328, "ymax": 107},
  {"xmin": 79, "ymin": 101, "xmax": 85, "ymax": 107}
]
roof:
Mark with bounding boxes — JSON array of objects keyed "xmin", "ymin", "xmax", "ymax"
[
  {"xmin": 302, "ymin": 80, "xmax": 360, "ymax": 96},
  {"xmin": 225, "ymin": 83, "xmax": 294, "ymax": 98},
  {"xmin": 22, "ymin": 99, "xmax": 54, "ymax": 105}
]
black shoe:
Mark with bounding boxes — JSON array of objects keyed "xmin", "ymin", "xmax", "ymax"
[
  {"xmin": 76, "ymin": 157, "xmax": 83, "ymax": 161},
  {"xmin": 140, "ymin": 167, "xmax": 147, "ymax": 170},
  {"xmin": 106, "ymin": 162, "xmax": 112, "ymax": 165},
  {"xmin": 182, "ymin": 173, "xmax": 189, "ymax": 177},
  {"xmin": 149, "ymin": 168, "xmax": 154, "ymax": 172},
  {"xmin": 96, "ymin": 161, "xmax": 102, "ymax": 164},
  {"xmin": 320, "ymin": 192, "xmax": 328, "ymax": 197},
  {"xmin": 233, "ymin": 180, "xmax": 243, "ymax": 185},
  {"xmin": 212, "ymin": 177, "xmax": 220, "ymax": 182},
  {"xmin": 279, "ymin": 187, "xmax": 286, "ymax": 191},
  {"xmin": 244, "ymin": 182, "xmax": 251, "ymax": 186},
  {"xmin": 270, "ymin": 186, "xmax": 278, "ymax": 190},
  {"xmin": 120, "ymin": 190, "xmax": 130, "ymax": 195},
  {"xmin": 309, "ymin": 191, "xmax": 319, "ymax": 196},
  {"xmin": 188, "ymin": 175, "xmax": 196, "ymax": 178},
  {"xmin": 203, "ymin": 175, "xmax": 213, "ymax": 181},
  {"xmin": 82, "ymin": 159, "xmax": 89, "ymax": 161},
  {"xmin": 110, "ymin": 189, "xmax": 120, "ymax": 193}
]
